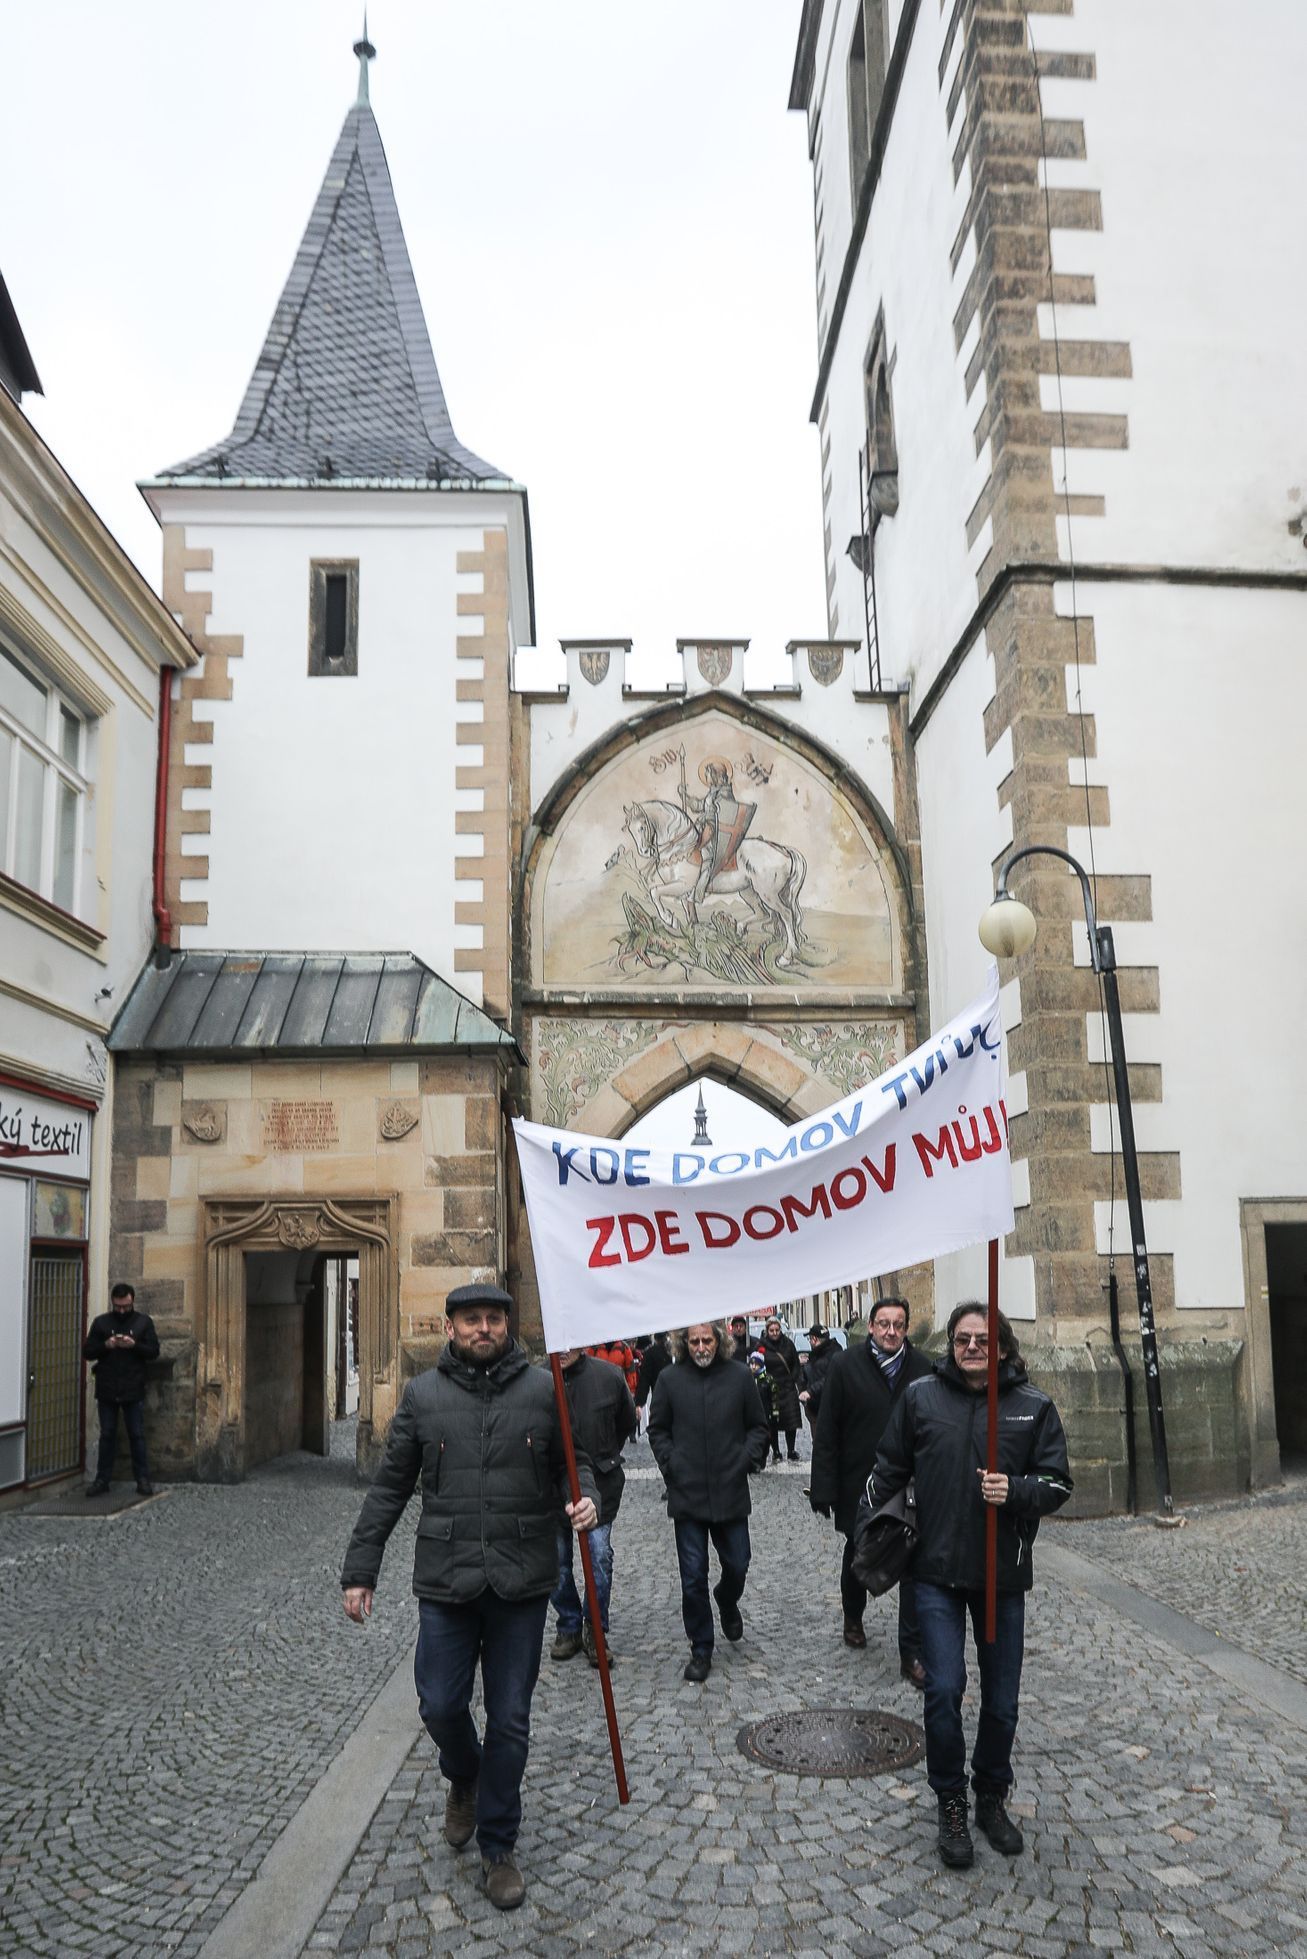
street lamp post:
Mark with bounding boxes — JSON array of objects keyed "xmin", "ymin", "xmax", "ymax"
[{"xmin": 979, "ymin": 845, "xmax": 1174, "ymax": 1517}]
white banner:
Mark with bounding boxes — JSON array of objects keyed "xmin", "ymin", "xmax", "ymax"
[{"xmin": 514, "ymin": 970, "xmax": 1014, "ymax": 1352}]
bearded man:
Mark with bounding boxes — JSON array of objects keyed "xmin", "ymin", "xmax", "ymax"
[
  {"xmin": 340, "ymin": 1283, "xmax": 597, "ymax": 1912},
  {"xmin": 648, "ymin": 1320, "xmax": 771, "ymax": 1681}
]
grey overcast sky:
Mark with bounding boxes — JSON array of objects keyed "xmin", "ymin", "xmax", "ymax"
[{"xmin": 3, "ymin": 0, "xmax": 827, "ymax": 686}]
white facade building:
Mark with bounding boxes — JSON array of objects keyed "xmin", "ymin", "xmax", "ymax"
[
  {"xmin": 0, "ymin": 280, "xmax": 195, "ymax": 1494},
  {"xmin": 788, "ymin": 0, "xmax": 1307, "ymax": 1497}
]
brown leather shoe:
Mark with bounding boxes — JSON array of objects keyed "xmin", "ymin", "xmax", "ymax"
[
  {"xmin": 900, "ymin": 1656, "xmax": 927, "ymax": 1689},
  {"xmin": 443, "ymin": 1778, "xmax": 477, "ymax": 1849},
  {"xmin": 582, "ymin": 1623, "xmax": 614, "ymax": 1669},
  {"xmin": 842, "ymin": 1618, "xmax": 867, "ymax": 1649},
  {"xmin": 481, "ymin": 1851, "xmax": 526, "ymax": 1910},
  {"xmin": 550, "ymin": 1629, "xmax": 583, "ymax": 1661}
]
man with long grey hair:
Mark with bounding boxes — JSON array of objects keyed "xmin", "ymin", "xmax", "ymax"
[{"xmin": 648, "ymin": 1320, "xmax": 771, "ymax": 1681}]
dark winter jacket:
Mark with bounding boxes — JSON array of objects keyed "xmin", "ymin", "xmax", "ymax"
[
  {"xmin": 868, "ymin": 1356, "xmax": 1073, "ymax": 1593},
  {"xmin": 83, "ymin": 1311, "xmax": 160, "ymax": 1404},
  {"xmin": 559, "ymin": 1353, "xmax": 638, "ymax": 1525},
  {"xmin": 634, "ymin": 1338, "xmax": 671, "ymax": 1409},
  {"xmin": 648, "ymin": 1352, "xmax": 771, "ymax": 1522},
  {"xmin": 809, "ymin": 1338, "xmax": 932, "ymax": 1534},
  {"xmin": 760, "ymin": 1332, "xmax": 802, "ymax": 1429},
  {"xmin": 799, "ymin": 1337, "xmax": 840, "ymax": 1424},
  {"xmin": 340, "ymin": 1340, "xmax": 598, "ymax": 1605}
]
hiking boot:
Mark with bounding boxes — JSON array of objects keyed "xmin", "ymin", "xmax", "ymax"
[
  {"xmin": 975, "ymin": 1791, "xmax": 1024, "ymax": 1855},
  {"xmin": 550, "ymin": 1628, "xmax": 583, "ymax": 1661},
  {"xmin": 937, "ymin": 1791, "xmax": 974, "ymax": 1868},
  {"xmin": 481, "ymin": 1851, "xmax": 525, "ymax": 1910},
  {"xmin": 900, "ymin": 1656, "xmax": 927, "ymax": 1690},
  {"xmin": 582, "ymin": 1623, "xmax": 614, "ymax": 1669},
  {"xmin": 683, "ymin": 1649, "xmax": 712, "ymax": 1682},
  {"xmin": 713, "ymin": 1581, "xmax": 744, "ymax": 1642},
  {"xmin": 86, "ymin": 1480, "xmax": 111, "ymax": 1497},
  {"xmin": 842, "ymin": 1618, "xmax": 867, "ymax": 1649},
  {"xmin": 443, "ymin": 1778, "xmax": 477, "ymax": 1849},
  {"xmin": 135, "ymin": 1481, "xmax": 156, "ymax": 1496}
]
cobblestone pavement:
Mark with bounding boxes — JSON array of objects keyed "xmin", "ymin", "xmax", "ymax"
[
  {"xmin": 1062, "ymin": 1466, "xmax": 1307, "ymax": 1687},
  {"xmin": 0, "ymin": 1428, "xmax": 418, "ymax": 1959},
  {"xmin": 3, "ymin": 1419, "xmax": 1305, "ymax": 1958}
]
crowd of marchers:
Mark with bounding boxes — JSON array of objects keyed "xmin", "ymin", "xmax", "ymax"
[{"xmin": 338, "ymin": 1284, "xmax": 1072, "ymax": 1912}]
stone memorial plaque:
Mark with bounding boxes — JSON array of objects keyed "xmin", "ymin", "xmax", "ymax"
[{"xmin": 262, "ymin": 1099, "xmax": 340, "ymax": 1153}]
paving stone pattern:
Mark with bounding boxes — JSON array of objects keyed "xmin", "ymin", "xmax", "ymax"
[
  {"xmin": 1064, "ymin": 1471, "xmax": 1307, "ymax": 1687},
  {"xmin": 0, "ymin": 1430, "xmax": 418, "ymax": 1959},
  {"xmin": 3, "ymin": 1419, "xmax": 1305, "ymax": 1957}
]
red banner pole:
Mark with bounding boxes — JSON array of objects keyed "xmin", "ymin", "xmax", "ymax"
[
  {"xmin": 985, "ymin": 1236, "xmax": 999, "ymax": 1644},
  {"xmin": 550, "ymin": 1353, "xmax": 630, "ymax": 1804}
]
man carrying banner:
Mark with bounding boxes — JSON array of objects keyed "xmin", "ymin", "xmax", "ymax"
[
  {"xmin": 868, "ymin": 1302, "xmax": 1072, "ymax": 1870},
  {"xmin": 340, "ymin": 1283, "xmax": 598, "ymax": 1912},
  {"xmin": 549, "ymin": 1345, "xmax": 638, "ymax": 1669},
  {"xmin": 648, "ymin": 1321, "xmax": 771, "ymax": 1680},
  {"xmin": 809, "ymin": 1295, "xmax": 931, "ymax": 1676}
]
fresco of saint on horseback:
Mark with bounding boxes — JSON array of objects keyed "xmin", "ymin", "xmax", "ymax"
[{"xmin": 621, "ymin": 752, "xmax": 809, "ymax": 970}]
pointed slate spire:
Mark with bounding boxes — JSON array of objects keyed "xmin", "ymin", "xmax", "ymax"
[{"xmin": 159, "ymin": 34, "xmax": 505, "ymax": 486}]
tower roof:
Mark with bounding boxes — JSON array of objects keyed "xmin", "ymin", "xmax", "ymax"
[{"xmin": 156, "ymin": 49, "xmax": 507, "ymax": 488}]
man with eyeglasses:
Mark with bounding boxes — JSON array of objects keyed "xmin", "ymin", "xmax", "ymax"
[
  {"xmin": 809, "ymin": 1295, "xmax": 932, "ymax": 1676},
  {"xmin": 648, "ymin": 1321, "xmax": 771, "ymax": 1681},
  {"xmin": 869, "ymin": 1300, "xmax": 1072, "ymax": 1870}
]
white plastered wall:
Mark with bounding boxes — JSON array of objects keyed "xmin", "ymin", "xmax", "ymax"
[
  {"xmin": 154, "ymin": 491, "xmax": 523, "ymax": 1000},
  {"xmin": 1030, "ymin": 0, "xmax": 1307, "ymax": 575},
  {"xmin": 807, "ymin": 1, "xmax": 982, "ymax": 684},
  {"xmin": 1063, "ymin": 580, "xmax": 1307, "ymax": 1311},
  {"xmin": 914, "ymin": 631, "xmax": 1034, "ymax": 1322}
]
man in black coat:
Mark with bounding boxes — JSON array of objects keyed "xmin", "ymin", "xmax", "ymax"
[
  {"xmin": 809, "ymin": 1294, "xmax": 931, "ymax": 1679},
  {"xmin": 648, "ymin": 1320, "xmax": 771, "ymax": 1681},
  {"xmin": 798, "ymin": 1323, "xmax": 839, "ymax": 1430},
  {"xmin": 870, "ymin": 1301, "xmax": 1072, "ymax": 1869},
  {"xmin": 340, "ymin": 1283, "xmax": 598, "ymax": 1913},
  {"xmin": 548, "ymin": 1348, "xmax": 637, "ymax": 1668},
  {"xmin": 83, "ymin": 1282, "xmax": 160, "ymax": 1496}
]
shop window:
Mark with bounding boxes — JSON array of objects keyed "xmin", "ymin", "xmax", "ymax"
[
  {"xmin": 0, "ymin": 642, "xmax": 90, "ymax": 914},
  {"xmin": 308, "ymin": 559, "xmax": 359, "ymax": 676}
]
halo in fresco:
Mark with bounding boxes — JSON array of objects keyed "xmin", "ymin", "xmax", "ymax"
[{"xmin": 536, "ymin": 714, "xmax": 899, "ymax": 992}]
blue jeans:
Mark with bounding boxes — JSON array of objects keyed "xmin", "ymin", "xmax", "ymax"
[
  {"xmin": 673, "ymin": 1517, "xmax": 751, "ymax": 1654},
  {"xmin": 915, "ymin": 1581, "xmax": 1026, "ymax": 1796},
  {"xmin": 414, "ymin": 1591, "xmax": 549, "ymax": 1858},
  {"xmin": 95, "ymin": 1398, "xmax": 149, "ymax": 1483},
  {"xmin": 550, "ymin": 1523, "xmax": 613, "ymax": 1635}
]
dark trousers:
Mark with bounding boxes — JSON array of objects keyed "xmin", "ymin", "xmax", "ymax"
[
  {"xmin": 915, "ymin": 1581, "xmax": 1026, "ymax": 1796},
  {"xmin": 95, "ymin": 1398, "xmax": 149, "ymax": 1484},
  {"xmin": 840, "ymin": 1534, "xmax": 920, "ymax": 1661},
  {"xmin": 414, "ymin": 1591, "xmax": 549, "ymax": 1858},
  {"xmin": 673, "ymin": 1517, "xmax": 751, "ymax": 1654}
]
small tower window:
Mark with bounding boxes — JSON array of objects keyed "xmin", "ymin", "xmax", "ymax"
[{"xmin": 308, "ymin": 560, "xmax": 359, "ymax": 676}]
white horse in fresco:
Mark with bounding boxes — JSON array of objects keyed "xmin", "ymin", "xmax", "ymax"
[{"xmin": 621, "ymin": 799, "xmax": 809, "ymax": 969}]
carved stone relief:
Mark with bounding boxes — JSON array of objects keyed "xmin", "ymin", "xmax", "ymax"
[
  {"xmin": 378, "ymin": 1101, "xmax": 418, "ymax": 1141},
  {"xmin": 807, "ymin": 646, "xmax": 845, "ymax": 687},
  {"xmin": 696, "ymin": 644, "xmax": 733, "ymax": 686},
  {"xmin": 182, "ymin": 1101, "xmax": 225, "ymax": 1144},
  {"xmin": 276, "ymin": 1208, "xmax": 322, "ymax": 1249}
]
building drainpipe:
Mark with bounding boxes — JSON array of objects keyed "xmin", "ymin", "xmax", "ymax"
[{"xmin": 152, "ymin": 665, "xmax": 174, "ymax": 962}]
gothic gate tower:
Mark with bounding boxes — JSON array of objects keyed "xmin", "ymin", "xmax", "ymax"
[{"xmin": 109, "ymin": 36, "xmax": 527, "ymax": 1479}]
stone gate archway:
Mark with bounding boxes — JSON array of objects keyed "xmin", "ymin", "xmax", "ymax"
[{"xmin": 512, "ymin": 692, "xmax": 927, "ymax": 1340}]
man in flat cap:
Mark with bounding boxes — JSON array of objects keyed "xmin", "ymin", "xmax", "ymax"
[{"xmin": 341, "ymin": 1282, "xmax": 598, "ymax": 1913}]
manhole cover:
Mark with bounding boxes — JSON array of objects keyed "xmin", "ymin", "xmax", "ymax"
[{"xmin": 736, "ymin": 1707, "xmax": 924, "ymax": 1777}]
